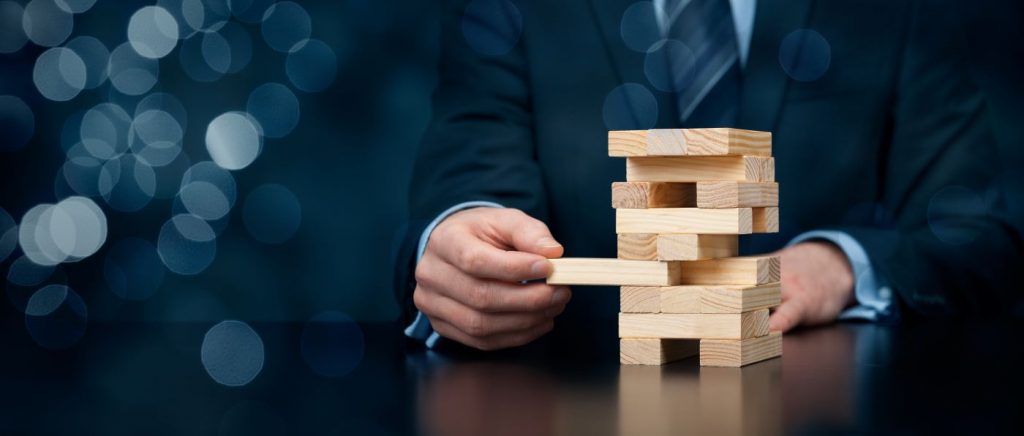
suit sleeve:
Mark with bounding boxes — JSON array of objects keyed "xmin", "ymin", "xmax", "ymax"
[
  {"xmin": 395, "ymin": 0, "xmax": 546, "ymax": 326},
  {"xmin": 839, "ymin": 0, "xmax": 1024, "ymax": 317}
]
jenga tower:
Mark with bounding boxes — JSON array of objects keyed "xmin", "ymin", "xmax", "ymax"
[{"xmin": 547, "ymin": 128, "xmax": 782, "ymax": 367}]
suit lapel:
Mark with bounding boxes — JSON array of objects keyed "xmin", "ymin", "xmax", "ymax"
[
  {"xmin": 586, "ymin": 0, "xmax": 681, "ymax": 127},
  {"xmin": 738, "ymin": 0, "xmax": 816, "ymax": 131}
]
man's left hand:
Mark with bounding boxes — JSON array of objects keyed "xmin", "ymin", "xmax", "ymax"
[{"xmin": 769, "ymin": 241, "xmax": 857, "ymax": 332}]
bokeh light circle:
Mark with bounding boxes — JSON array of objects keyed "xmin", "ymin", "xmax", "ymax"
[
  {"xmin": 246, "ymin": 83, "xmax": 300, "ymax": 138},
  {"xmin": 104, "ymin": 238, "xmax": 165, "ymax": 301},
  {"xmin": 55, "ymin": 0, "xmax": 96, "ymax": 14},
  {"xmin": 0, "ymin": 95, "xmax": 35, "ymax": 152},
  {"xmin": 201, "ymin": 320, "xmax": 265, "ymax": 387},
  {"xmin": 7, "ymin": 255, "xmax": 55, "ymax": 287},
  {"xmin": 25, "ymin": 284, "xmax": 87, "ymax": 349},
  {"xmin": 131, "ymin": 109, "xmax": 184, "ymax": 167},
  {"xmin": 260, "ymin": 1, "xmax": 310, "ymax": 53},
  {"xmin": 602, "ymin": 83, "xmax": 658, "ymax": 130},
  {"xmin": 229, "ymin": 0, "xmax": 274, "ymax": 24},
  {"xmin": 243, "ymin": 184, "xmax": 302, "ymax": 244},
  {"xmin": 33, "ymin": 47, "xmax": 87, "ymax": 102},
  {"xmin": 22, "ymin": 0, "xmax": 74, "ymax": 47},
  {"xmin": 157, "ymin": 214, "xmax": 217, "ymax": 275},
  {"xmin": 214, "ymin": 20, "xmax": 253, "ymax": 74},
  {"xmin": 205, "ymin": 112, "xmax": 263, "ymax": 170},
  {"xmin": 51, "ymin": 196, "xmax": 107, "ymax": 260},
  {"xmin": 179, "ymin": 34, "xmax": 224, "ymax": 82},
  {"xmin": 927, "ymin": 186, "xmax": 988, "ymax": 245},
  {"xmin": 64, "ymin": 36, "xmax": 110, "ymax": 89},
  {"xmin": 460, "ymin": 0, "xmax": 522, "ymax": 57},
  {"xmin": 300, "ymin": 311, "xmax": 364, "ymax": 377},
  {"xmin": 128, "ymin": 5, "xmax": 180, "ymax": 59},
  {"xmin": 80, "ymin": 102, "xmax": 132, "ymax": 159},
  {"xmin": 0, "ymin": 1, "xmax": 28, "ymax": 54},
  {"xmin": 778, "ymin": 29, "xmax": 831, "ymax": 82},
  {"xmin": 135, "ymin": 92, "xmax": 188, "ymax": 132},
  {"xmin": 109, "ymin": 42, "xmax": 160, "ymax": 96},
  {"xmin": 643, "ymin": 39, "xmax": 696, "ymax": 92},
  {"xmin": 180, "ymin": 181, "xmax": 231, "ymax": 220},
  {"xmin": 19, "ymin": 204, "xmax": 62, "ymax": 266},
  {"xmin": 620, "ymin": 1, "xmax": 660, "ymax": 52},
  {"xmin": 285, "ymin": 39, "xmax": 337, "ymax": 93}
]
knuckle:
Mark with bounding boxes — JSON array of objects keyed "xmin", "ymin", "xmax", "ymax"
[
  {"xmin": 464, "ymin": 312, "xmax": 487, "ymax": 337},
  {"xmin": 467, "ymin": 284, "xmax": 493, "ymax": 310},
  {"xmin": 412, "ymin": 286, "xmax": 428, "ymax": 311}
]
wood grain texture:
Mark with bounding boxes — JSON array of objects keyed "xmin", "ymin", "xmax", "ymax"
[
  {"xmin": 625, "ymin": 156, "xmax": 775, "ymax": 182},
  {"xmin": 699, "ymin": 283, "xmax": 782, "ymax": 314},
  {"xmin": 752, "ymin": 207, "xmax": 779, "ymax": 233},
  {"xmin": 696, "ymin": 182, "xmax": 778, "ymax": 208},
  {"xmin": 617, "ymin": 233, "xmax": 659, "ymax": 260},
  {"xmin": 609, "ymin": 129, "xmax": 772, "ymax": 157},
  {"xmin": 620, "ymin": 338, "xmax": 699, "ymax": 365},
  {"xmin": 620, "ymin": 286, "xmax": 661, "ymax": 313},
  {"xmin": 700, "ymin": 332, "xmax": 782, "ymax": 367},
  {"xmin": 656, "ymin": 234, "xmax": 738, "ymax": 261},
  {"xmin": 659, "ymin": 286, "xmax": 703, "ymax": 313},
  {"xmin": 618, "ymin": 309, "xmax": 770, "ymax": 339},
  {"xmin": 611, "ymin": 182, "xmax": 696, "ymax": 209},
  {"xmin": 547, "ymin": 258, "xmax": 681, "ymax": 286},
  {"xmin": 616, "ymin": 208, "xmax": 753, "ymax": 234},
  {"xmin": 678, "ymin": 255, "xmax": 781, "ymax": 285},
  {"xmin": 623, "ymin": 283, "xmax": 781, "ymax": 314}
]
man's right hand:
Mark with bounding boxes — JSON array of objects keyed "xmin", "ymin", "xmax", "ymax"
[{"xmin": 413, "ymin": 208, "xmax": 570, "ymax": 351}]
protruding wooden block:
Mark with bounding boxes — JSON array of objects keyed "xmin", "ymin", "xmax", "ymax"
[
  {"xmin": 619, "ymin": 309, "xmax": 770, "ymax": 340},
  {"xmin": 621, "ymin": 338, "xmax": 699, "ymax": 365},
  {"xmin": 547, "ymin": 258, "xmax": 681, "ymax": 286},
  {"xmin": 624, "ymin": 283, "xmax": 781, "ymax": 314},
  {"xmin": 616, "ymin": 208, "xmax": 754, "ymax": 234},
  {"xmin": 696, "ymin": 182, "xmax": 778, "ymax": 208},
  {"xmin": 626, "ymin": 156, "xmax": 775, "ymax": 183},
  {"xmin": 678, "ymin": 255, "xmax": 781, "ymax": 285},
  {"xmin": 609, "ymin": 129, "xmax": 772, "ymax": 157},
  {"xmin": 700, "ymin": 332, "xmax": 783, "ymax": 367},
  {"xmin": 655, "ymin": 234, "xmax": 738, "ymax": 261},
  {"xmin": 617, "ymin": 233, "xmax": 659, "ymax": 260},
  {"xmin": 752, "ymin": 207, "xmax": 779, "ymax": 233},
  {"xmin": 612, "ymin": 182, "xmax": 696, "ymax": 209},
  {"xmin": 620, "ymin": 286, "xmax": 661, "ymax": 313}
]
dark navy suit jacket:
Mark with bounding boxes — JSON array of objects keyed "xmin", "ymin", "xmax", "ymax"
[{"xmin": 395, "ymin": 0, "xmax": 1023, "ymax": 327}]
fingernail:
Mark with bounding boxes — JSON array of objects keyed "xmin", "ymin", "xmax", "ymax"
[
  {"xmin": 530, "ymin": 260, "xmax": 551, "ymax": 277},
  {"xmin": 551, "ymin": 288, "xmax": 569, "ymax": 305},
  {"xmin": 537, "ymin": 237, "xmax": 561, "ymax": 248}
]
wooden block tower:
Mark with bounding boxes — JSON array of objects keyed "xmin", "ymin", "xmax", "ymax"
[{"xmin": 547, "ymin": 128, "xmax": 782, "ymax": 367}]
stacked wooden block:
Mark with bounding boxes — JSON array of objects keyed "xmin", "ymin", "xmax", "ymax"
[{"xmin": 548, "ymin": 128, "xmax": 782, "ymax": 367}]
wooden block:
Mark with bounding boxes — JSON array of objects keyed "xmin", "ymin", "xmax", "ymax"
[
  {"xmin": 620, "ymin": 338, "xmax": 699, "ymax": 365},
  {"xmin": 696, "ymin": 182, "xmax": 778, "ymax": 208},
  {"xmin": 632, "ymin": 283, "xmax": 781, "ymax": 314},
  {"xmin": 659, "ymin": 286, "xmax": 703, "ymax": 313},
  {"xmin": 620, "ymin": 286, "xmax": 661, "ymax": 313},
  {"xmin": 609, "ymin": 129, "xmax": 772, "ymax": 157},
  {"xmin": 547, "ymin": 258, "xmax": 681, "ymax": 286},
  {"xmin": 625, "ymin": 156, "xmax": 775, "ymax": 183},
  {"xmin": 611, "ymin": 182, "xmax": 696, "ymax": 209},
  {"xmin": 752, "ymin": 207, "xmax": 779, "ymax": 233},
  {"xmin": 616, "ymin": 208, "xmax": 753, "ymax": 234},
  {"xmin": 617, "ymin": 233, "xmax": 658, "ymax": 260},
  {"xmin": 700, "ymin": 332, "xmax": 782, "ymax": 367},
  {"xmin": 655, "ymin": 234, "xmax": 738, "ymax": 261},
  {"xmin": 619, "ymin": 309, "xmax": 770, "ymax": 340},
  {"xmin": 678, "ymin": 255, "xmax": 781, "ymax": 285},
  {"xmin": 699, "ymin": 283, "xmax": 782, "ymax": 314}
]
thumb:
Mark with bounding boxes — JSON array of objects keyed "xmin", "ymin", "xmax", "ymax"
[{"xmin": 491, "ymin": 209, "xmax": 564, "ymax": 259}]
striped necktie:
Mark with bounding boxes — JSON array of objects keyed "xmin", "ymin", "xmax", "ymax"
[{"xmin": 656, "ymin": 0, "xmax": 741, "ymax": 127}]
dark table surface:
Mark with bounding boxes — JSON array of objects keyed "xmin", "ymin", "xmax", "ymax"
[{"xmin": 2, "ymin": 316, "xmax": 1023, "ymax": 435}]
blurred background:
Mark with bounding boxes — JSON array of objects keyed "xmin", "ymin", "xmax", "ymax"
[
  {"xmin": 0, "ymin": 0, "xmax": 1022, "ymax": 351},
  {"xmin": 1, "ymin": 0, "xmax": 440, "ymax": 336}
]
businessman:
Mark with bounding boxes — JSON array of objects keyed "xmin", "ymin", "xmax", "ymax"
[{"xmin": 396, "ymin": 0, "xmax": 1022, "ymax": 350}]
